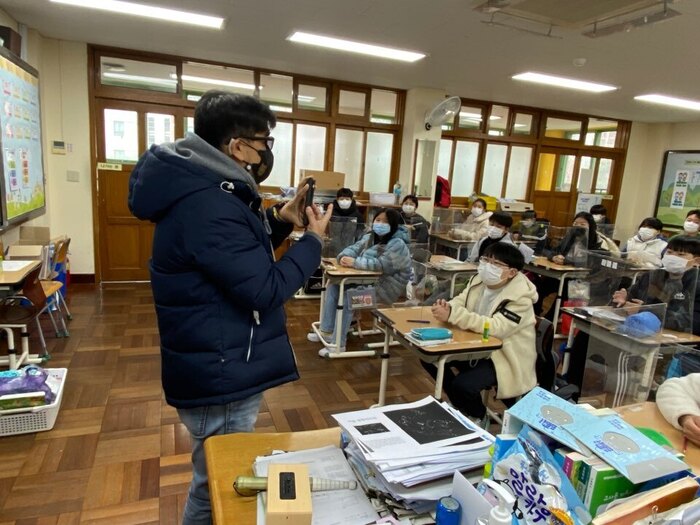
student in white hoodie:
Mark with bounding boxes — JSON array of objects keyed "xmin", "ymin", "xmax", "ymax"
[
  {"xmin": 657, "ymin": 373, "xmax": 700, "ymax": 445},
  {"xmin": 424, "ymin": 242, "xmax": 538, "ymax": 419},
  {"xmin": 622, "ymin": 217, "xmax": 667, "ymax": 268},
  {"xmin": 451, "ymin": 198, "xmax": 492, "ymax": 241}
]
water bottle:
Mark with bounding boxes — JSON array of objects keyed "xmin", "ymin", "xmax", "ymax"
[{"xmin": 393, "ymin": 182, "xmax": 402, "ymax": 204}]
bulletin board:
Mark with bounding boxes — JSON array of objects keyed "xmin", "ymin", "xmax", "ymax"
[
  {"xmin": 655, "ymin": 150, "xmax": 700, "ymax": 228},
  {"xmin": 0, "ymin": 45, "xmax": 45, "ymax": 227}
]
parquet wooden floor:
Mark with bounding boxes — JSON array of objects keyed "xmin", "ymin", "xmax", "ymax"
[{"xmin": 0, "ymin": 283, "xmax": 437, "ymax": 524}]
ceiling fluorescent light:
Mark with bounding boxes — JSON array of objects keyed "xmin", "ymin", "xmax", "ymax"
[
  {"xmin": 288, "ymin": 31, "xmax": 425, "ymax": 63},
  {"xmin": 180, "ymin": 74, "xmax": 256, "ymax": 90},
  {"xmin": 50, "ymin": 0, "xmax": 225, "ymax": 29},
  {"xmin": 102, "ymin": 72, "xmax": 177, "ymax": 86},
  {"xmin": 634, "ymin": 94, "xmax": 700, "ymax": 111},
  {"xmin": 512, "ymin": 72, "xmax": 617, "ymax": 93}
]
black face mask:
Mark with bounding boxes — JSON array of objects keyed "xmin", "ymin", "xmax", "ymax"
[{"xmin": 241, "ymin": 142, "xmax": 274, "ymax": 184}]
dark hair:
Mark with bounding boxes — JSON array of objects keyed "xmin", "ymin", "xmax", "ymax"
[
  {"xmin": 667, "ymin": 235, "xmax": 700, "ymax": 257},
  {"xmin": 573, "ymin": 211, "xmax": 598, "ymax": 250},
  {"xmin": 490, "ymin": 212, "xmax": 513, "ymax": 229},
  {"xmin": 483, "ymin": 242, "xmax": 525, "ymax": 271},
  {"xmin": 402, "ymin": 195, "xmax": 419, "ymax": 207},
  {"xmin": 639, "ymin": 217, "xmax": 663, "ymax": 231},
  {"xmin": 686, "ymin": 209, "xmax": 700, "ymax": 219},
  {"xmin": 522, "ymin": 210, "xmax": 536, "ymax": 220},
  {"xmin": 473, "ymin": 198, "xmax": 487, "ymax": 209},
  {"xmin": 337, "ymin": 187, "xmax": 354, "ymax": 199},
  {"xmin": 590, "ymin": 204, "xmax": 607, "ymax": 216},
  {"xmin": 194, "ymin": 91, "xmax": 276, "ymax": 150},
  {"xmin": 373, "ymin": 208, "xmax": 401, "ymax": 244}
]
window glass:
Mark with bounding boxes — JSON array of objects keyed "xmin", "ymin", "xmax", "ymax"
[
  {"xmin": 182, "ymin": 62, "xmax": 255, "ymax": 100},
  {"xmin": 100, "ymin": 57, "xmax": 177, "ymax": 93},
  {"xmin": 146, "ymin": 113, "xmax": 174, "ymax": 147},
  {"xmin": 487, "ymin": 105, "xmax": 509, "ymax": 136},
  {"xmin": 437, "ymin": 139, "xmax": 453, "ymax": 181},
  {"xmin": 535, "ymin": 153, "xmax": 556, "ymax": 191},
  {"xmin": 297, "ymin": 84, "xmax": 327, "ymax": 112},
  {"xmin": 505, "ymin": 146, "xmax": 532, "ymax": 199},
  {"xmin": 370, "ymin": 89, "xmax": 398, "ymax": 124},
  {"xmin": 294, "ymin": 124, "xmax": 326, "ymax": 184},
  {"xmin": 481, "ymin": 144, "xmax": 508, "ymax": 197},
  {"xmin": 451, "ymin": 141, "xmax": 479, "ymax": 197},
  {"xmin": 458, "ymin": 106, "xmax": 483, "ymax": 130},
  {"xmin": 513, "ymin": 113, "xmax": 534, "ymax": 135},
  {"xmin": 363, "ymin": 132, "xmax": 393, "ymax": 192},
  {"xmin": 104, "ymin": 109, "xmax": 139, "ymax": 162},
  {"xmin": 265, "ymin": 121, "xmax": 293, "ymax": 187},
  {"xmin": 185, "ymin": 117, "xmax": 194, "ymax": 135},
  {"xmin": 545, "ymin": 117, "xmax": 583, "ymax": 140},
  {"xmin": 339, "ymin": 90, "xmax": 367, "ymax": 117},
  {"xmin": 334, "ymin": 128, "xmax": 363, "ymax": 190},
  {"xmin": 577, "ymin": 156, "xmax": 594, "ymax": 192},
  {"xmin": 260, "ymin": 73, "xmax": 293, "ymax": 113},
  {"xmin": 596, "ymin": 158, "xmax": 613, "ymax": 193},
  {"xmin": 585, "ymin": 118, "xmax": 618, "ymax": 147},
  {"xmin": 555, "ymin": 155, "xmax": 576, "ymax": 192}
]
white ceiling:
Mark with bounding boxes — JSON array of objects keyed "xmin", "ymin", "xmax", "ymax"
[{"xmin": 1, "ymin": 0, "xmax": 699, "ymax": 123}]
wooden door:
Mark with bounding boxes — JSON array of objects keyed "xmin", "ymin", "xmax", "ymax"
[{"xmin": 94, "ymin": 99, "xmax": 190, "ymax": 281}]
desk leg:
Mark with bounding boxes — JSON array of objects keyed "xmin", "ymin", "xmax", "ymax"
[
  {"xmin": 3, "ymin": 327, "xmax": 16, "ymax": 370},
  {"xmin": 318, "ymin": 271, "xmax": 329, "ymax": 327},
  {"xmin": 434, "ymin": 356, "xmax": 448, "ymax": 399},
  {"xmin": 334, "ymin": 278, "xmax": 347, "ymax": 350},
  {"xmin": 376, "ymin": 326, "xmax": 391, "ymax": 406},
  {"xmin": 552, "ymin": 275, "xmax": 567, "ymax": 334},
  {"xmin": 450, "ymin": 275, "xmax": 457, "ymax": 299},
  {"xmin": 561, "ymin": 318, "xmax": 577, "ymax": 375}
]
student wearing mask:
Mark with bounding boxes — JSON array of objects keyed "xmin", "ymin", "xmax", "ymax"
[
  {"xmin": 466, "ymin": 212, "xmax": 514, "ymax": 262},
  {"xmin": 657, "ymin": 373, "xmax": 700, "ymax": 446},
  {"xmin": 567, "ymin": 236, "xmax": 700, "ymax": 394},
  {"xmin": 424, "ymin": 243, "xmax": 538, "ymax": 419},
  {"xmin": 590, "ymin": 204, "xmax": 614, "ymax": 237},
  {"xmin": 308, "ymin": 209, "xmax": 412, "ymax": 356},
  {"xmin": 328, "ymin": 187, "xmax": 365, "ymax": 255},
  {"xmin": 331, "ymin": 187, "xmax": 364, "ymax": 222},
  {"xmin": 512, "ymin": 210, "xmax": 548, "ymax": 253},
  {"xmin": 451, "ymin": 198, "xmax": 492, "ymax": 240},
  {"xmin": 622, "ymin": 217, "xmax": 667, "ymax": 268},
  {"xmin": 400, "ymin": 194, "xmax": 431, "ymax": 244},
  {"xmin": 671, "ymin": 209, "xmax": 700, "ymax": 239}
]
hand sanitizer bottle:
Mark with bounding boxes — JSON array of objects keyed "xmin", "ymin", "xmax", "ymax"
[{"xmin": 476, "ymin": 479, "xmax": 515, "ymax": 525}]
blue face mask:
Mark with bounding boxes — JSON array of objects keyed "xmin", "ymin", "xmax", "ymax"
[{"xmin": 373, "ymin": 223, "xmax": 391, "ymax": 236}]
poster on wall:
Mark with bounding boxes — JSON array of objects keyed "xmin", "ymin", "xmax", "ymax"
[
  {"xmin": 0, "ymin": 46, "xmax": 45, "ymax": 226},
  {"xmin": 655, "ymin": 151, "xmax": 700, "ymax": 228}
]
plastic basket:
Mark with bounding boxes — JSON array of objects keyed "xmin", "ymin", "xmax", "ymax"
[{"xmin": 0, "ymin": 368, "xmax": 67, "ymax": 436}]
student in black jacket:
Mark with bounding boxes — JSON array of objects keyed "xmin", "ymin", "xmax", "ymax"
[{"xmin": 400, "ymin": 194, "xmax": 431, "ymax": 244}]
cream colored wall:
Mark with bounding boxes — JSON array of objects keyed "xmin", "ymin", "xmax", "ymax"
[{"xmin": 616, "ymin": 120, "xmax": 700, "ymax": 239}]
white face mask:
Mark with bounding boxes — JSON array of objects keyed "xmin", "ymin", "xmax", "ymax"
[
  {"xmin": 593, "ymin": 214, "xmax": 604, "ymax": 223},
  {"xmin": 521, "ymin": 219, "xmax": 535, "ymax": 228},
  {"xmin": 472, "ymin": 207, "xmax": 484, "ymax": 217},
  {"xmin": 337, "ymin": 199, "xmax": 352, "ymax": 210},
  {"xmin": 662, "ymin": 254, "xmax": 689, "ymax": 274},
  {"xmin": 478, "ymin": 261, "xmax": 506, "ymax": 287},
  {"xmin": 684, "ymin": 220, "xmax": 699, "ymax": 233},
  {"xmin": 638, "ymin": 227, "xmax": 657, "ymax": 241},
  {"xmin": 487, "ymin": 225, "xmax": 505, "ymax": 239},
  {"xmin": 402, "ymin": 204, "xmax": 416, "ymax": 215}
]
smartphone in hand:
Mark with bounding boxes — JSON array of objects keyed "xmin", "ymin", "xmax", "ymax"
[{"xmin": 302, "ymin": 178, "xmax": 315, "ymax": 227}]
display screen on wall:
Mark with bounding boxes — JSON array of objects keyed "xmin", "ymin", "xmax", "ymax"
[
  {"xmin": 0, "ymin": 47, "xmax": 45, "ymax": 226},
  {"xmin": 655, "ymin": 150, "xmax": 700, "ymax": 229}
]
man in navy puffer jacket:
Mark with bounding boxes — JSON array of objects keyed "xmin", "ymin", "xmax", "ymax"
[{"xmin": 128, "ymin": 91, "xmax": 332, "ymax": 525}]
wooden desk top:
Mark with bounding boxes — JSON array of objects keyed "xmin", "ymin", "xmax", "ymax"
[
  {"xmin": 616, "ymin": 402, "xmax": 699, "ymax": 473},
  {"xmin": 374, "ymin": 306, "xmax": 502, "ymax": 355},
  {"xmin": 0, "ymin": 260, "xmax": 40, "ymax": 286},
  {"xmin": 561, "ymin": 306, "xmax": 700, "ymax": 346},
  {"xmin": 320, "ymin": 258, "xmax": 382, "ymax": 277},
  {"xmin": 204, "ymin": 428, "xmax": 341, "ymax": 525},
  {"xmin": 428, "ymin": 255, "xmax": 478, "ymax": 272},
  {"xmin": 527, "ymin": 256, "xmax": 587, "ymax": 272}
]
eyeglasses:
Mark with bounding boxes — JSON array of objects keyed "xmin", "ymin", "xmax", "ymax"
[
  {"xmin": 237, "ymin": 136, "xmax": 275, "ymax": 151},
  {"xmin": 479, "ymin": 256, "xmax": 510, "ymax": 269}
]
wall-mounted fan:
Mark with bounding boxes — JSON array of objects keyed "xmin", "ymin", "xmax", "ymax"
[{"xmin": 424, "ymin": 96, "xmax": 461, "ymax": 131}]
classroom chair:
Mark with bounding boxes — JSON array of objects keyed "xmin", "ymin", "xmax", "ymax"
[{"xmin": 41, "ymin": 237, "xmax": 72, "ymax": 325}]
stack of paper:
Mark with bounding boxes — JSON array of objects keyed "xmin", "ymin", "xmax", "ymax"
[{"xmin": 333, "ymin": 397, "xmax": 494, "ymax": 510}]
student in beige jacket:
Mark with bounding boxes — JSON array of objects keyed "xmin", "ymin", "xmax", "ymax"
[
  {"xmin": 426, "ymin": 242, "xmax": 538, "ymax": 419},
  {"xmin": 657, "ymin": 373, "xmax": 700, "ymax": 445}
]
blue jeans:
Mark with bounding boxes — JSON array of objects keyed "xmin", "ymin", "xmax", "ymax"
[
  {"xmin": 177, "ymin": 393, "xmax": 263, "ymax": 525},
  {"xmin": 320, "ymin": 283, "xmax": 354, "ymax": 347}
]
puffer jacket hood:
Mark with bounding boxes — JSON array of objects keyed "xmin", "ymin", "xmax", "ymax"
[{"xmin": 129, "ymin": 132, "xmax": 258, "ymax": 222}]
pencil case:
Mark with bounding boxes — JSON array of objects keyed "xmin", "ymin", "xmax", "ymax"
[{"xmin": 409, "ymin": 327, "xmax": 452, "ymax": 340}]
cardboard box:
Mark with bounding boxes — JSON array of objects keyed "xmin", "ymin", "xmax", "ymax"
[
  {"xmin": 578, "ymin": 457, "xmax": 637, "ymax": 515},
  {"xmin": 299, "ymin": 169, "xmax": 345, "ymax": 190}
]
